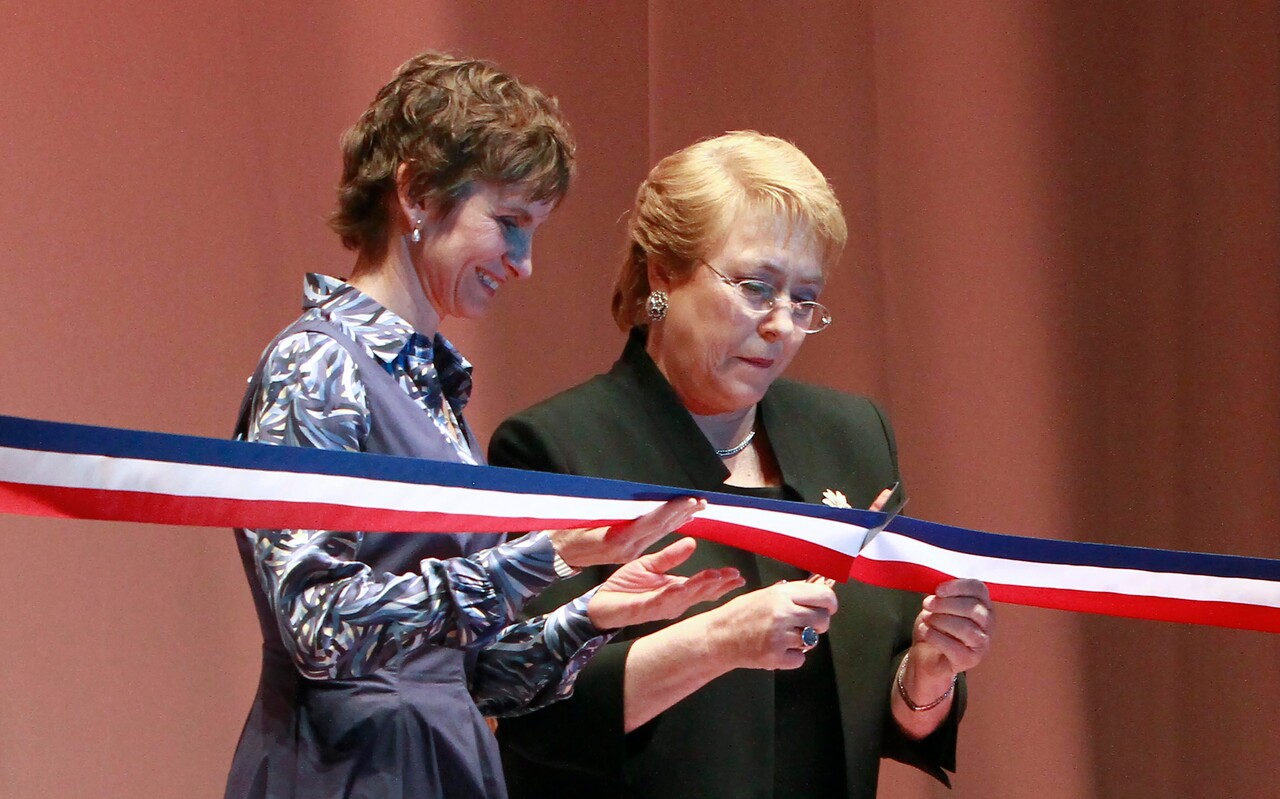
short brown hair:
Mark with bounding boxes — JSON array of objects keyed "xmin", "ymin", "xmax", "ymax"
[
  {"xmin": 331, "ymin": 50, "xmax": 575, "ymax": 255},
  {"xmin": 612, "ymin": 131, "xmax": 847, "ymax": 330}
]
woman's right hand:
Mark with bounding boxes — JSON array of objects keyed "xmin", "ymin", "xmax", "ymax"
[
  {"xmin": 586, "ymin": 537, "xmax": 744, "ymax": 630},
  {"xmin": 703, "ymin": 580, "xmax": 839, "ymax": 671},
  {"xmin": 549, "ymin": 497, "xmax": 705, "ymax": 568},
  {"xmin": 621, "ymin": 577, "xmax": 838, "ymax": 731}
]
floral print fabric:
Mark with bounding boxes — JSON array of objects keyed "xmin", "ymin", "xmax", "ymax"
[{"xmin": 238, "ymin": 274, "xmax": 605, "ymax": 712}]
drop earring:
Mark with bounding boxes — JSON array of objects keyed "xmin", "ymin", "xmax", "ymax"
[{"xmin": 410, "ymin": 220, "xmax": 422, "ymax": 243}]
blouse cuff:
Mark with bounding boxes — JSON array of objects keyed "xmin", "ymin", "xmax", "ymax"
[
  {"xmin": 543, "ymin": 586, "xmax": 615, "ymax": 662},
  {"xmin": 492, "ymin": 530, "xmax": 558, "ymax": 587},
  {"xmin": 418, "ymin": 531, "xmax": 559, "ymax": 620},
  {"xmin": 538, "ymin": 587, "xmax": 615, "ymax": 704}
]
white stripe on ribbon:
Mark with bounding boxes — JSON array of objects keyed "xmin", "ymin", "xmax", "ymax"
[
  {"xmin": 0, "ymin": 444, "xmax": 869, "ymax": 559},
  {"xmin": 4, "ymin": 414, "xmax": 1280, "ymax": 633},
  {"xmin": 863, "ymin": 531, "xmax": 1280, "ymax": 608}
]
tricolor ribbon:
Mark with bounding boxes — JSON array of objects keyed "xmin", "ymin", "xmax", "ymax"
[{"xmin": 1, "ymin": 414, "xmax": 1277, "ymax": 633}]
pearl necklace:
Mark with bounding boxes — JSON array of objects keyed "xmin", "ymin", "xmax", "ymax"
[{"xmin": 714, "ymin": 429, "xmax": 756, "ymax": 458}]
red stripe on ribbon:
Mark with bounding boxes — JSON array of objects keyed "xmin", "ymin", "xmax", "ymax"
[
  {"xmin": 682, "ymin": 517, "xmax": 855, "ymax": 578},
  {"xmin": 0, "ymin": 481, "xmax": 608, "ymax": 534},
  {"xmin": 0, "ymin": 481, "xmax": 857, "ymax": 577},
  {"xmin": 851, "ymin": 557, "xmax": 1280, "ymax": 634}
]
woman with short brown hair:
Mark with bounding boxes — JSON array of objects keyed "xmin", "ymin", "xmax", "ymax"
[{"xmin": 224, "ymin": 52, "xmax": 742, "ymax": 799}]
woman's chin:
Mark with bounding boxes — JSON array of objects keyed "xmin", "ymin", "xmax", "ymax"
[
  {"xmin": 453, "ymin": 297, "xmax": 496, "ymax": 322},
  {"xmin": 684, "ymin": 387, "xmax": 767, "ymax": 416}
]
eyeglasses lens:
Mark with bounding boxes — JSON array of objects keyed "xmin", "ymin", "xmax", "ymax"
[{"xmin": 714, "ymin": 264, "xmax": 832, "ymax": 333}]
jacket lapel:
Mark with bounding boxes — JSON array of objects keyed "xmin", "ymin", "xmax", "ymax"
[{"xmin": 615, "ymin": 329, "xmax": 731, "ymax": 493}]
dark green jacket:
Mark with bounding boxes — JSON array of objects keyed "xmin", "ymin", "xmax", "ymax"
[{"xmin": 490, "ymin": 331, "xmax": 963, "ymax": 798}]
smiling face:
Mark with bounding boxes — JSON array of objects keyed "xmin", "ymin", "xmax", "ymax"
[
  {"xmin": 413, "ymin": 181, "xmax": 555, "ymax": 323},
  {"xmin": 647, "ymin": 209, "xmax": 825, "ymax": 416}
]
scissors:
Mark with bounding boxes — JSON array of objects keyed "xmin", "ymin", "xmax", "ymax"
[{"xmin": 808, "ymin": 481, "xmax": 908, "ymax": 586}]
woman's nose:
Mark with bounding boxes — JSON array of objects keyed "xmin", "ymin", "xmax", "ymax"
[
  {"xmin": 503, "ymin": 250, "xmax": 533, "ymax": 280},
  {"xmin": 757, "ymin": 302, "xmax": 796, "ymax": 340}
]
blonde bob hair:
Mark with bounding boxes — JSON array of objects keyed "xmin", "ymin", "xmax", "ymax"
[{"xmin": 611, "ymin": 131, "xmax": 847, "ymax": 330}]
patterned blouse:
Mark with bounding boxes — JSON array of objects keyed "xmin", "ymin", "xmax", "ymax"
[{"xmin": 239, "ymin": 273, "xmax": 607, "ymax": 715}]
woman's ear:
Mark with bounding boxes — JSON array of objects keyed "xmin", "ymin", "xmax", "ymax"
[
  {"xmin": 394, "ymin": 163, "xmax": 424, "ymax": 232},
  {"xmin": 646, "ymin": 255, "xmax": 673, "ymax": 293}
]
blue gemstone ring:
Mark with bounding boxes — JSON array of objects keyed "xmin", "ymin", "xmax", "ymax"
[{"xmin": 800, "ymin": 626, "xmax": 820, "ymax": 649}]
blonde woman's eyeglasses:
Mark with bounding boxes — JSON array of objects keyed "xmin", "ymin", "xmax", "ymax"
[{"xmin": 700, "ymin": 261, "xmax": 832, "ymax": 333}]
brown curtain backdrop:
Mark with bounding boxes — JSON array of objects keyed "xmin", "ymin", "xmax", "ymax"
[{"xmin": 0, "ymin": 2, "xmax": 1275, "ymax": 797}]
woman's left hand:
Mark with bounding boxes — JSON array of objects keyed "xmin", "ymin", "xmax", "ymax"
[
  {"xmin": 586, "ymin": 537, "xmax": 744, "ymax": 630},
  {"xmin": 901, "ymin": 576, "xmax": 988, "ymax": 706},
  {"xmin": 551, "ymin": 497, "xmax": 706, "ymax": 568},
  {"xmin": 892, "ymin": 578, "xmax": 994, "ymax": 738},
  {"xmin": 910, "ymin": 578, "xmax": 995, "ymax": 676}
]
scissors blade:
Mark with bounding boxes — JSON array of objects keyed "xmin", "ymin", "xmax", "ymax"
[{"xmin": 860, "ymin": 491, "xmax": 908, "ymax": 550}]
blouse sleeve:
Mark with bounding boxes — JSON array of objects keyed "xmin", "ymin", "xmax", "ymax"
[
  {"xmin": 469, "ymin": 588, "xmax": 616, "ymax": 718},
  {"xmin": 240, "ymin": 332, "xmax": 559, "ymax": 680}
]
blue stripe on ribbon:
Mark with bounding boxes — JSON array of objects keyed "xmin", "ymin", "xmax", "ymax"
[
  {"xmin": 886, "ymin": 515, "xmax": 1280, "ymax": 582},
  {"xmin": 5, "ymin": 413, "xmax": 1279, "ymax": 586},
  {"xmin": 0, "ymin": 414, "xmax": 883, "ymax": 530}
]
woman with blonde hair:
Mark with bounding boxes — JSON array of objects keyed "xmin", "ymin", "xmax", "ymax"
[{"xmin": 492, "ymin": 131, "xmax": 994, "ymax": 798}]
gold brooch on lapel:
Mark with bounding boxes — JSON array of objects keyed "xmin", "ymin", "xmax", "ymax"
[{"xmin": 821, "ymin": 489, "xmax": 851, "ymax": 509}]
